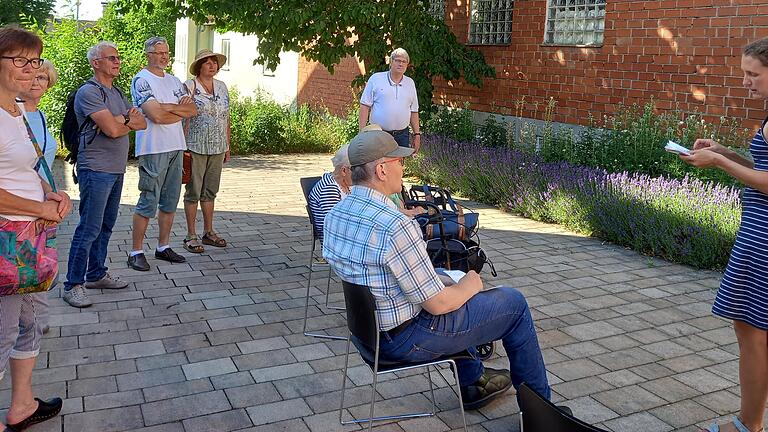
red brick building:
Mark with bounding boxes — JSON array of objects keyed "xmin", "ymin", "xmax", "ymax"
[{"xmin": 297, "ymin": 0, "xmax": 768, "ymax": 129}]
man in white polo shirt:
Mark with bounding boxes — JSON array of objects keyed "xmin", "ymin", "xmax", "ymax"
[
  {"xmin": 127, "ymin": 36, "xmax": 197, "ymax": 271},
  {"xmin": 358, "ymin": 48, "xmax": 421, "ymax": 151}
]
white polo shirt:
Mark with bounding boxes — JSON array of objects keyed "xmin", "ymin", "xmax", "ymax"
[{"xmin": 360, "ymin": 71, "xmax": 418, "ymax": 131}]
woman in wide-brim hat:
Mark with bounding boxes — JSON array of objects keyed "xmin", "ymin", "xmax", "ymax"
[{"xmin": 182, "ymin": 49, "xmax": 231, "ymax": 254}]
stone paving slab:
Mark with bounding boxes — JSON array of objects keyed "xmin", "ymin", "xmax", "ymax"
[{"xmin": 7, "ymin": 155, "xmax": 744, "ymax": 431}]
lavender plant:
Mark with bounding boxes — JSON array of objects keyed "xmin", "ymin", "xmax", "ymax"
[{"xmin": 410, "ymin": 135, "xmax": 741, "ymax": 270}]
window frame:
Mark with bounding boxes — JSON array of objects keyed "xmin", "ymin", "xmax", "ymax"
[
  {"xmin": 220, "ymin": 39, "xmax": 231, "ymax": 71},
  {"xmin": 542, "ymin": 0, "xmax": 607, "ymax": 47},
  {"xmin": 467, "ymin": 0, "xmax": 515, "ymax": 46}
]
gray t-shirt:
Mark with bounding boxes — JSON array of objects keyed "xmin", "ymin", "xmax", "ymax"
[{"xmin": 74, "ymin": 79, "xmax": 131, "ymax": 173}]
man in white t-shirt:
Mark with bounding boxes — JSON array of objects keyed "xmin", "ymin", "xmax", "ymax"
[
  {"xmin": 127, "ymin": 36, "xmax": 197, "ymax": 271},
  {"xmin": 358, "ymin": 48, "xmax": 421, "ymax": 151}
]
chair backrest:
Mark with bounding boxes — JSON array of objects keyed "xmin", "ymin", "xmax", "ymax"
[
  {"xmin": 519, "ymin": 383, "xmax": 608, "ymax": 432},
  {"xmin": 341, "ymin": 281, "xmax": 379, "ymax": 349},
  {"xmin": 300, "ymin": 176, "xmax": 322, "ymax": 239},
  {"xmin": 300, "ymin": 176, "xmax": 322, "ymax": 205}
]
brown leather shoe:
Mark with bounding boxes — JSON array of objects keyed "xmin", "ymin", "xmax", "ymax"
[{"xmin": 460, "ymin": 367, "xmax": 512, "ymax": 410}]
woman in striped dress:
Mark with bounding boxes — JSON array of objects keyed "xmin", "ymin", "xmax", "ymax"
[{"xmin": 682, "ymin": 38, "xmax": 768, "ymax": 432}]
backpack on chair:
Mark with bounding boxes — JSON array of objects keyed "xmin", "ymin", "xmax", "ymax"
[{"xmin": 60, "ymin": 80, "xmax": 122, "ymax": 183}]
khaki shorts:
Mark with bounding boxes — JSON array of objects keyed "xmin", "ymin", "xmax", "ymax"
[{"xmin": 184, "ymin": 151, "xmax": 225, "ymax": 203}]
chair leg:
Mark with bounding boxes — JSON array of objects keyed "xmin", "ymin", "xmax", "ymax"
[
  {"xmin": 324, "ymin": 264, "xmax": 344, "ymax": 311},
  {"xmin": 427, "ymin": 365, "xmax": 437, "ymax": 415},
  {"xmin": 339, "ymin": 335, "xmax": 352, "ymax": 425},
  {"xmin": 303, "ymin": 240, "xmax": 345, "ymax": 340},
  {"xmin": 450, "ymin": 360, "xmax": 468, "ymax": 432},
  {"xmin": 368, "ymin": 363, "xmax": 379, "ymax": 432}
]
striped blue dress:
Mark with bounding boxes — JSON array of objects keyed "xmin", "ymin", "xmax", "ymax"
[{"xmin": 713, "ymin": 119, "xmax": 768, "ymax": 330}]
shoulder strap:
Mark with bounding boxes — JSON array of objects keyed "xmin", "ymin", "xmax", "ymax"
[{"xmin": 22, "ymin": 114, "xmax": 56, "ymax": 192}]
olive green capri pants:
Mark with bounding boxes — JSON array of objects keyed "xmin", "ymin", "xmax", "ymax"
[{"xmin": 184, "ymin": 151, "xmax": 226, "ymax": 203}]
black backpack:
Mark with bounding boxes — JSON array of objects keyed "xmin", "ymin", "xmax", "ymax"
[{"xmin": 60, "ymin": 80, "xmax": 123, "ymax": 182}]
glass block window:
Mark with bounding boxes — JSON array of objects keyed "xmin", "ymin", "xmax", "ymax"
[
  {"xmin": 469, "ymin": 0, "xmax": 514, "ymax": 45},
  {"xmin": 429, "ymin": 0, "xmax": 446, "ymax": 20},
  {"xmin": 220, "ymin": 39, "xmax": 231, "ymax": 71},
  {"xmin": 545, "ymin": 0, "xmax": 606, "ymax": 46}
]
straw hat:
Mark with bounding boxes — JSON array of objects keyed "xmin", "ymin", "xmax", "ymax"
[{"xmin": 189, "ymin": 48, "xmax": 227, "ymax": 76}]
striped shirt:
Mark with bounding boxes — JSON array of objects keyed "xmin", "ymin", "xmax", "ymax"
[
  {"xmin": 308, "ymin": 172, "xmax": 347, "ymax": 240},
  {"xmin": 323, "ymin": 186, "xmax": 444, "ymax": 331}
]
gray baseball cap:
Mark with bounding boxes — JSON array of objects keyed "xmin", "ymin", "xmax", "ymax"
[{"xmin": 348, "ymin": 130, "xmax": 415, "ymax": 166}]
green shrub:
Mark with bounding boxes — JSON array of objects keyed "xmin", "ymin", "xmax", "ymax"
[
  {"xmin": 477, "ymin": 114, "xmax": 507, "ymax": 147},
  {"xmin": 423, "ymin": 103, "xmax": 475, "ymax": 142},
  {"xmin": 536, "ymin": 102, "xmax": 751, "ymax": 187},
  {"xmin": 229, "ymin": 90, "xmax": 348, "ymax": 154}
]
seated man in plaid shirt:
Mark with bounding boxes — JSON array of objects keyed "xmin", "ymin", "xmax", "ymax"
[{"xmin": 323, "ymin": 129, "xmax": 551, "ymax": 410}]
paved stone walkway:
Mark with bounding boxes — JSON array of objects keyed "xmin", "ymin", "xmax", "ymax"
[{"xmin": 3, "ymin": 155, "xmax": 747, "ymax": 431}]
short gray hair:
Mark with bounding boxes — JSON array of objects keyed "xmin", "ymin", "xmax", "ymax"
[
  {"xmin": 331, "ymin": 144, "xmax": 350, "ymax": 169},
  {"xmin": 144, "ymin": 36, "xmax": 168, "ymax": 53},
  {"xmin": 390, "ymin": 48, "xmax": 409, "ymax": 64},
  {"xmin": 87, "ymin": 41, "xmax": 118, "ymax": 63},
  {"xmin": 351, "ymin": 161, "xmax": 376, "ymax": 184}
]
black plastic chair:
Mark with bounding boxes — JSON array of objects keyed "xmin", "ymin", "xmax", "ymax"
[
  {"xmin": 519, "ymin": 382, "xmax": 608, "ymax": 432},
  {"xmin": 339, "ymin": 281, "xmax": 469, "ymax": 431},
  {"xmin": 299, "ymin": 176, "xmax": 344, "ymax": 340}
]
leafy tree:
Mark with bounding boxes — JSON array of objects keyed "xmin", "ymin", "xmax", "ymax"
[
  {"xmin": 32, "ymin": 0, "xmax": 176, "ymax": 146},
  {"xmin": 0, "ymin": 0, "xmax": 55, "ymax": 26},
  {"xmin": 119, "ymin": 0, "xmax": 495, "ymax": 118}
]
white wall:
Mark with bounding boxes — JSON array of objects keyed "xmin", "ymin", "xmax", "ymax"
[
  {"xmin": 172, "ymin": 20, "xmax": 299, "ymax": 107},
  {"xmin": 212, "ymin": 32, "xmax": 299, "ymax": 107}
]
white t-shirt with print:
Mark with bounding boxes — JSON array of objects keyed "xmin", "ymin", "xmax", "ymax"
[
  {"xmin": 131, "ymin": 68, "xmax": 187, "ymax": 156},
  {"xmin": 0, "ymin": 104, "xmax": 45, "ymax": 221}
]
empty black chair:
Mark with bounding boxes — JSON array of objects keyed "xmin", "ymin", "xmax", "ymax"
[
  {"xmin": 339, "ymin": 281, "xmax": 468, "ymax": 431},
  {"xmin": 299, "ymin": 176, "xmax": 344, "ymax": 340},
  {"xmin": 519, "ymin": 382, "xmax": 608, "ymax": 432}
]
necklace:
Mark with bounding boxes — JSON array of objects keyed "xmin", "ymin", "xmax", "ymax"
[
  {"xmin": 198, "ymin": 78, "xmax": 214, "ymax": 95},
  {"xmin": 1, "ymin": 102, "xmax": 19, "ymax": 116}
]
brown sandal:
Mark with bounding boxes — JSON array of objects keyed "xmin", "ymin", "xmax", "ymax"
[
  {"xmin": 183, "ymin": 236, "xmax": 205, "ymax": 253},
  {"xmin": 202, "ymin": 231, "xmax": 227, "ymax": 247}
]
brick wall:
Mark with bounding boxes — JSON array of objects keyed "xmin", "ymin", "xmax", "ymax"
[
  {"xmin": 297, "ymin": 56, "xmax": 363, "ymax": 116},
  {"xmin": 298, "ymin": 0, "xmax": 768, "ymax": 129}
]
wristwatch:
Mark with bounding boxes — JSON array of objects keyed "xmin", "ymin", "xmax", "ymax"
[{"xmin": 123, "ymin": 113, "xmax": 130, "ymax": 126}]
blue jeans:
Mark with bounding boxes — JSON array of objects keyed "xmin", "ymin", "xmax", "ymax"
[
  {"xmin": 64, "ymin": 170, "xmax": 124, "ymax": 291},
  {"xmin": 387, "ymin": 128, "xmax": 411, "ymax": 148},
  {"xmin": 377, "ymin": 287, "xmax": 551, "ymax": 399}
]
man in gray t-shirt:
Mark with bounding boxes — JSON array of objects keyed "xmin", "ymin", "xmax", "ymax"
[
  {"xmin": 75, "ymin": 81, "xmax": 131, "ymax": 173},
  {"xmin": 63, "ymin": 41, "xmax": 147, "ymax": 309}
]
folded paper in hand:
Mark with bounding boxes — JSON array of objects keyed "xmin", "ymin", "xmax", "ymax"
[
  {"xmin": 664, "ymin": 140, "xmax": 691, "ymax": 155},
  {"xmin": 443, "ymin": 270, "xmax": 466, "ymax": 284},
  {"xmin": 435, "ymin": 267, "xmax": 466, "ymax": 284}
]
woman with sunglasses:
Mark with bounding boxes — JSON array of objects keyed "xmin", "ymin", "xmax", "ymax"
[{"xmin": 0, "ymin": 25, "xmax": 71, "ymax": 432}]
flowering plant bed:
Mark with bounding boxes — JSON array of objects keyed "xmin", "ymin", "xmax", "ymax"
[{"xmin": 410, "ymin": 135, "xmax": 741, "ymax": 270}]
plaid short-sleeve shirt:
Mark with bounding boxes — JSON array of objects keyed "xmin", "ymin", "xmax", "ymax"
[{"xmin": 323, "ymin": 186, "xmax": 444, "ymax": 331}]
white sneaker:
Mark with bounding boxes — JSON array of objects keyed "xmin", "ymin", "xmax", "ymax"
[
  {"xmin": 85, "ymin": 273, "xmax": 129, "ymax": 290},
  {"xmin": 62, "ymin": 285, "xmax": 93, "ymax": 308}
]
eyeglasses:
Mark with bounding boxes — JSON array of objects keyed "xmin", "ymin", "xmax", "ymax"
[
  {"xmin": 1, "ymin": 56, "xmax": 44, "ymax": 69},
  {"xmin": 95, "ymin": 55, "xmax": 121, "ymax": 63},
  {"xmin": 33, "ymin": 75, "xmax": 49, "ymax": 82},
  {"xmin": 379, "ymin": 157, "xmax": 404, "ymax": 167}
]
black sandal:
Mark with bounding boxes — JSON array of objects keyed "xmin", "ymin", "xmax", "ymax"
[{"xmin": 7, "ymin": 397, "xmax": 62, "ymax": 431}]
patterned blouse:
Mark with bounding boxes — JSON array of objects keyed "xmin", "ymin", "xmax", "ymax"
[{"xmin": 184, "ymin": 78, "xmax": 230, "ymax": 155}]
